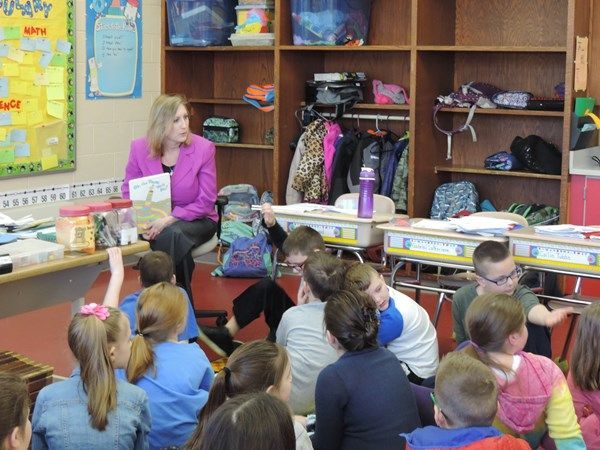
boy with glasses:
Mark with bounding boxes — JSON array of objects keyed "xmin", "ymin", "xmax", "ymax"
[{"xmin": 452, "ymin": 240, "xmax": 571, "ymax": 357}]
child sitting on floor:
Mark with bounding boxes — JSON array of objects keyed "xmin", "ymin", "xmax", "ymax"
[
  {"xmin": 452, "ymin": 240, "xmax": 571, "ymax": 357},
  {"xmin": 403, "ymin": 352, "xmax": 529, "ymax": 449},
  {"xmin": 568, "ymin": 301, "xmax": 600, "ymax": 449},
  {"xmin": 465, "ymin": 293, "xmax": 584, "ymax": 449},
  {"xmin": 344, "ymin": 263, "xmax": 438, "ymax": 384},
  {"xmin": 126, "ymin": 282, "xmax": 214, "ymax": 450}
]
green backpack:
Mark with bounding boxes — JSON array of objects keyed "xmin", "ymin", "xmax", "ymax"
[{"xmin": 506, "ymin": 203, "xmax": 559, "ymax": 225}]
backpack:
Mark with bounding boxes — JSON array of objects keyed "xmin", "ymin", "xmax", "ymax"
[
  {"xmin": 510, "ymin": 135, "xmax": 562, "ymax": 175},
  {"xmin": 347, "ymin": 135, "xmax": 382, "ymax": 193},
  {"xmin": 211, "ymin": 233, "xmax": 272, "ymax": 278},
  {"xmin": 218, "ymin": 184, "xmax": 259, "ymax": 223},
  {"xmin": 506, "ymin": 203, "xmax": 560, "ymax": 225},
  {"xmin": 430, "ymin": 181, "xmax": 479, "ymax": 220},
  {"xmin": 433, "ymin": 82, "xmax": 503, "ymax": 159}
]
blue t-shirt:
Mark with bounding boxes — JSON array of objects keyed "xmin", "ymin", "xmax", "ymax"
[
  {"xmin": 120, "ymin": 287, "xmax": 198, "ymax": 341},
  {"xmin": 378, "ymin": 297, "xmax": 404, "ymax": 346}
]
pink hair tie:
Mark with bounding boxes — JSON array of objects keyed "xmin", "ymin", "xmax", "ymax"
[{"xmin": 80, "ymin": 303, "xmax": 110, "ymax": 321}]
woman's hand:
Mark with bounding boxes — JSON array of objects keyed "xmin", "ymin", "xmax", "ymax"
[{"xmin": 143, "ymin": 215, "xmax": 177, "ymax": 240}]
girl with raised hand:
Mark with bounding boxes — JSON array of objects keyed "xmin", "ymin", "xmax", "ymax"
[
  {"xmin": 185, "ymin": 340, "xmax": 312, "ymax": 450},
  {"xmin": 0, "ymin": 372, "xmax": 31, "ymax": 450},
  {"xmin": 312, "ymin": 289, "xmax": 420, "ymax": 450},
  {"xmin": 465, "ymin": 293, "xmax": 585, "ymax": 450},
  {"xmin": 568, "ymin": 301, "xmax": 600, "ymax": 448},
  {"xmin": 127, "ymin": 282, "xmax": 213, "ymax": 450},
  {"xmin": 32, "ymin": 304, "xmax": 150, "ymax": 449}
]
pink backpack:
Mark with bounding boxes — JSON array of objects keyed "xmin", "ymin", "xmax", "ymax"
[{"xmin": 373, "ymin": 80, "xmax": 409, "ymax": 105}]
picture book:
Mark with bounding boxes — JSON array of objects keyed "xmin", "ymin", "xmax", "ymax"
[{"xmin": 128, "ymin": 173, "xmax": 171, "ymax": 233}]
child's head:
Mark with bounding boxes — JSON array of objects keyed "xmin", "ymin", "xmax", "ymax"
[
  {"xmin": 571, "ymin": 302, "xmax": 600, "ymax": 391},
  {"xmin": 344, "ymin": 263, "xmax": 389, "ymax": 310},
  {"xmin": 0, "ymin": 372, "xmax": 31, "ymax": 450},
  {"xmin": 68, "ymin": 304, "xmax": 130, "ymax": 431},
  {"xmin": 197, "ymin": 392, "xmax": 295, "ymax": 450},
  {"xmin": 325, "ymin": 289, "xmax": 379, "ymax": 352},
  {"xmin": 433, "ymin": 352, "xmax": 498, "ymax": 429},
  {"xmin": 281, "ymin": 226, "xmax": 326, "ymax": 268},
  {"xmin": 473, "ymin": 241, "xmax": 521, "ymax": 296},
  {"xmin": 127, "ymin": 282, "xmax": 187, "ymax": 382},
  {"xmin": 138, "ymin": 251, "xmax": 175, "ymax": 287},
  {"xmin": 191, "ymin": 340, "xmax": 291, "ymax": 446},
  {"xmin": 465, "ymin": 293, "xmax": 527, "ymax": 359},
  {"xmin": 302, "ymin": 252, "xmax": 346, "ymax": 301}
]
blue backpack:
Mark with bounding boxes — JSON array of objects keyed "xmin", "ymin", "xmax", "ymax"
[
  {"xmin": 430, "ymin": 181, "xmax": 479, "ymax": 220},
  {"xmin": 212, "ymin": 233, "xmax": 272, "ymax": 278}
]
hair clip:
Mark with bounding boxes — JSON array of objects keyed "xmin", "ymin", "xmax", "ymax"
[{"xmin": 79, "ymin": 303, "xmax": 110, "ymax": 321}]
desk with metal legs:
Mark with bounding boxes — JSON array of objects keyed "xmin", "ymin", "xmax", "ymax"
[{"xmin": 0, "ymin": 241, "xmax": 149, "ymax": 319}]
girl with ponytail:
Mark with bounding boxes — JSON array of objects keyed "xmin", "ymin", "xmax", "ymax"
[
  {"xmin": 126, "ymin": 282, "xmax": 213, "ymax": 449},
  {"xmin": 32, "ymin": 304, "xmax": 150, "ymax": 449},
  {"xmin": 312, "ymin": 289, "xmax": 420, "ymax": 450}
]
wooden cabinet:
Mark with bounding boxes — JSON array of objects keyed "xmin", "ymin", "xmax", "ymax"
[{"xmin": 162, "ymin": 0, "xmax": 590, "ymax": 218}]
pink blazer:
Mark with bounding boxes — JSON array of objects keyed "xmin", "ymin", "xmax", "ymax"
[{"xmin": 121, "ymin": 134, "xmax": 218, "ymax": 222}]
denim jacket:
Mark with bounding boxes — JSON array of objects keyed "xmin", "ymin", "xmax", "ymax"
[{"xmin": 32, "ymin": 369, "xmax": 151, "ymax": 450}]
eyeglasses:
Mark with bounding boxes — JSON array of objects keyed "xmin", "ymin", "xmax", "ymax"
[
  {"xmin": 286, "ymin": 261, "xmax": 305, "ymax": 273},
  {"xmin": 478, "ymin": 266, "xmax": 522, "ymax": 286}
]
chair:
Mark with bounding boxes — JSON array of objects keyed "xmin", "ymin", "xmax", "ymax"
[{"xmin": 409, "ymin": 382, "xmax": 436, "ymax": 426}]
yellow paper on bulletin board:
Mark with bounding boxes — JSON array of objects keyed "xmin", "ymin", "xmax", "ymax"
[{"xmin": 0, "ymin": 0, "xmax": 75, "ymax": 178}]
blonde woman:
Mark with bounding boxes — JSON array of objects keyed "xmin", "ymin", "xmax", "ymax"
[{"xmin": 121, "ymin": 94, "xmax": 218, "ymax": 301}]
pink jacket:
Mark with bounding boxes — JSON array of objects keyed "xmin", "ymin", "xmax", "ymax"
[
  {"xmin": 122, "ymin": 134, "xmax": 218, "ymax": 222},
  {"xmin": 568, "ymin": 372, "xmax": 600, "ymax": 449}
]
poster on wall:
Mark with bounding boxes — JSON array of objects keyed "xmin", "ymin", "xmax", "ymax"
[
  {"xmin": 85, "ymin": 0, "xmax": 142, "ymax": 99},
  {"xmin": 0, "ymin": 0, "xmax": 75, "ymax": 179}
]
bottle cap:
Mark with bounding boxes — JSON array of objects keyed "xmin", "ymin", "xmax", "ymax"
[
  {"xmin": 59, "ymin": 205, "xmax": 91, "ymax": 217},
  {"xmin": 86, "ymin": 202, "xmax": 113, "ymax": 212},
  {"xmin": 110, "ymin": 198, "xmax": 133, "ymax": 208}
]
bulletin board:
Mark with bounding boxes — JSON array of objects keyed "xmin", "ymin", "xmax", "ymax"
[{"xmin": 0, "ymin": 0, "xmax": 75, "ymax": 179}]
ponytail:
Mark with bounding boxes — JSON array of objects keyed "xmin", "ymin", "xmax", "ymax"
[
  {"xmin": 127, "ymin": 282, "xmax": 187, "ymax": 383},
  {"xmin": 68, "ymin": 306, "xmax": 122, "ymax": 431}
]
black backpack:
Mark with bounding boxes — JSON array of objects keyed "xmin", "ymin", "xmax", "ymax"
[{"xmin": 510, "ymin": 135, "xmax": 562, "ymax": 175}]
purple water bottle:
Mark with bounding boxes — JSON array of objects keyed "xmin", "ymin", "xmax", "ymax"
[{"xmin": 358, "ymin": 167, "xmax": 375, "ymax": 218}]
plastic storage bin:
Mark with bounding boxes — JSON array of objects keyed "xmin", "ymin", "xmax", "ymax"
[
  {"xmin": 167, "ymin": 0, "xmax": 236, "ymax": 46},
  {"xmin": 87, "ymin": 202, "xmax": 120, "ymax": 249},
  {"xmin": 109, "ymin": 198, "xmax": 139, "ymax": 245},
  {"xmin": 56, "ymin": 205, "xmax": 95, "ymax": 253},
  {"xmin": 0, "ymin": 239, "xmax": 64, "ymax": 269},
  {"xmin": 230, "ymin": 33, "xmax": 274, "ymax": 46},
  {"xmin": 291, "ymin": 0, "xmax": 372, "ymax": 46},
  {"xmin": 235, "ymin": 4, "xmax": 274, "ymax": 33}
]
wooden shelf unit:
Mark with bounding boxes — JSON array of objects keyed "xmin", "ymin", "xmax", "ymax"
[{"xmin": 162, "ymin": 0, "xmax": 591, "ymax": 219}]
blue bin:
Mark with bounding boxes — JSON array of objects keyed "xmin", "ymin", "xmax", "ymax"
[
  {"xmin": 291, "ymin": 0, "xmax": 372, "ymax": 46},
  {"xmin": 167, "ymin": 0, "xmax": 236, "ymax": 46}
]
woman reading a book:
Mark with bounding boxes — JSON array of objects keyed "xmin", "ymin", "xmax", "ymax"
[{"xmin": 121, "ymin": 94, "xmax": 217, "ymax": 301}]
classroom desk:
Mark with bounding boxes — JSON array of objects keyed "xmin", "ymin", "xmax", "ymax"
[
  {"xmin": 506, "ymin": 228, "xmax": 600, "ymax": 358},
  {"xmin": 378, "ymin": 220, "xmax": 507, "ymax": 326},
  {"xmin": 0, "ymin": 241, "xmax": 149, "ymax": 319}
]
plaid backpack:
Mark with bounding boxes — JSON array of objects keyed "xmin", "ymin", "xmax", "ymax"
[
  {"xmin": 430, "ymin": 181, "xmax": 479, "ymax": 220},
  {"xmin": 433, "ymin": 82, "xmax": 503, "ymax": 159}
]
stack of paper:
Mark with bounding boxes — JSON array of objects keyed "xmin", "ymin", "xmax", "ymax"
[
  {"xmin": 411, "ymin": 219, "xmax": 458, "ymax": 231},
  {"xmin": 448, "ymin": 216, "xmax": 519, "ymax": 236},
  {"xmin": 535, "ymin": 224, "xmax": 600, "ymax": 239}
]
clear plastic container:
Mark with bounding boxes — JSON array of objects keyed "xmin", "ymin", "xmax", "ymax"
[
  {"xmin": 235, "ymin": 4, "xmax": 274, "ymax": 33},
  {"xmin": 290, "ymin": 0, "xmax": 372, "ymax": 46},
  {"xmin": 230, "ymin": 32, "xmax": 274, "ymax": 46},
  {"xmin": 56, "ymin": 206, "xmax": 95, "ymax": 253},
  {"xmin": 166, "ymin": 0, "xmax": 236, "ymax": 46},
  {"xmin": 0, "ymin": 239, "xmax": 64, "ymax": 268},
  {"xmin": 109, "ymin": 199, "xmax": 139, "ymax": 245},
  {"xmin": 87, "ymin": 202, "xmax": 120, "ymax": 249}
]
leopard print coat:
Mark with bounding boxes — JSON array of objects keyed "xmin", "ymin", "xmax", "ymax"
[{"xmin": 291, "ymin": 119, "xmax": 328, "ymax": 203}]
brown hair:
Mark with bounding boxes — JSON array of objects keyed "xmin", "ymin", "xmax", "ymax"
[
  {"xmin": 464, "ymin": 293, "xmax": 525, "ymax": 373},
  {"xmin": 146, "ymin": 94, "xmax": 192, "ymax": 157},
  {"xmin": 472, "ymin": 240, "xmax": 511, "ymax": 278},
  {"xmin": 571, "ymin": 302, "xmax": 600, "ymax": 391},
  {"xmin": 0, "ymin": 372, "xmax": 30, "ymax": 446},
  {"xmin": 344, "ymin": 262, "xmax": 377, "ymax": 291},
  {"xmin": 193, "ymin": 393, "xmax": 295, "ymax": 450},
  {"xmin": 138, "ymin": 251, "xmax": 174, "ymax": 287},
  {"xmin": 188, "ymin": 340, "xmax": 289, "ymax": 447},
  {"xmin": 68, "ymin": 306, "xmax": 124, "ymax": 431},
  {"xmin": 325, "ymin": 289, "xmax": 379, "ymax": 352},
  {"xmin": 127, "ymin": 282, "xmax": 187, "ymax": 382},
  {"xmin": 435, "ymin": 352, "xmax": 498, "ymax": 428},
  {"xmin": 281, "ymin": 226, "xmax": 325, "ymax": 256},
  {"xmin": 302, "ymin": 252, "xmax": 346, "ymax": 301}
]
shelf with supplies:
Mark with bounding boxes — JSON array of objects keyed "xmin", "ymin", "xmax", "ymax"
[
  {"xmin": 300, "ymin": 102, "xmax": 410, "ymax": 111},
  {"xmin": 279, "ymin": 45, "xmax": 411, "ymax": 52},
  {"xmin": 434, "ymin": 165, "xmax": 562, "ymax": 180},
  {"xmin": 437, "ymin": 107, "xmax": 564, "ymax": 117},
  {"xmin": 164, "ymin": 46, "xmax": 275, "ymax": 52}
]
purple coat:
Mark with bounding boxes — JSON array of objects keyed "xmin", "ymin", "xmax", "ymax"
[{"xmin": 122, "ymin": 134, "xmax": 218, "ymax": 222}]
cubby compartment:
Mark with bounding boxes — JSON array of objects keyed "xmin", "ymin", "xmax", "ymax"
[{"xmin": 215, "ymin": 147, "xmax": 274, "ymax": 193}]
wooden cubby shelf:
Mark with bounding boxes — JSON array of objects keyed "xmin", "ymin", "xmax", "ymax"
[
  {"xmin": 165, "ymin": 46, "xmax": 274, "ymax": 52},
  {"xmin": 190, "ymin": 99, "xmax": 247, "ymax": 105},
  {"xmin": 279, "ymin": 45, "xmax": 411, "ymax": 52},
  {"xmin": 434, "ymin": 165, "xmax": 562, "ymax": 180},
  {"xmin": 438, "ymin": 107, "xmax": 564, "ymax": 117},
  {"xmin": 300, "ymin": 103, "xmax": 410, "ymax": 111},
  {"xmin": 215, "ymin": 143, "xmax": 274, "ymax": 150},
  {"xmin": 416, "ymin": 45, "xmax": 567, "ymax": 53}
]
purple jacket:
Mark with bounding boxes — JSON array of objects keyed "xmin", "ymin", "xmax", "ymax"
[{"xmin": 122, "ymin": 134, "xmax": 218, "ymax": 222}]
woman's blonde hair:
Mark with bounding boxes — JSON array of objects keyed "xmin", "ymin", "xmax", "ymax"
[
  {"xmin": 146, "ymin": 94, "xmax": 191, "ymax": 157},
  {"xmin": 571, "ymin": 302, "xmax": 600, "ymax": 391},
  {"xmin": 188, "ymin": 340, "xmax": 289, "ymax": 447},
  {"xmin": 68, "ymin": 306, "xmax": 123, "ymax": 431},
  {"xmin": 127, "ymin": 282, "xmax": 188, "ymax": 382}
]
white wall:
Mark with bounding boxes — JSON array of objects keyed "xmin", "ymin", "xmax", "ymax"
[{"xmin": 0, "ymin": 0, "xmax": 162, "ymax": 218}]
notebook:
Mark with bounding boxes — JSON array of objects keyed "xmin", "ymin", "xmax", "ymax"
[{"xmin": 128, "ymin": 173, "xmax": 171, "ymax": 233}]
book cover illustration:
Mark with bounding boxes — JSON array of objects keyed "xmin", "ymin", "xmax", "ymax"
[{"xmin": 128, "ymin": 173, "xmax": 171, "ymax": 233}]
